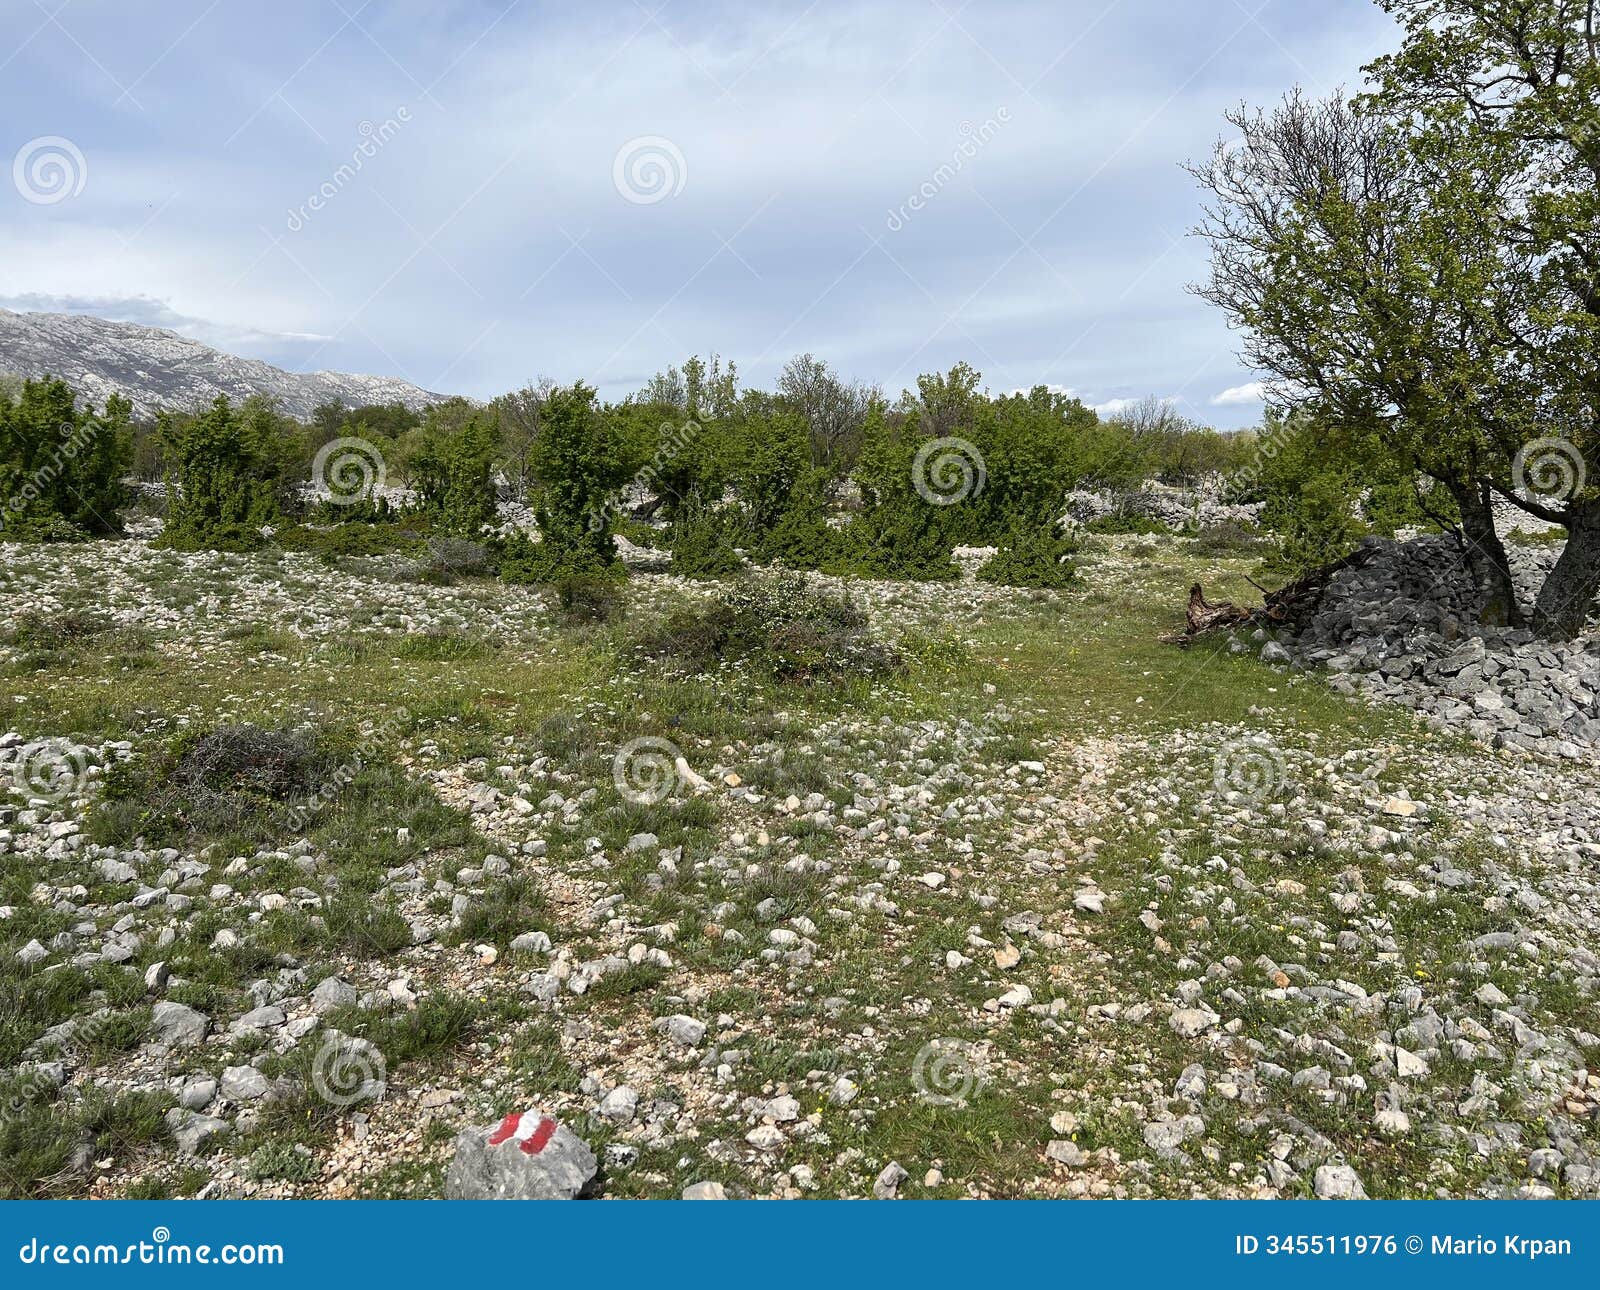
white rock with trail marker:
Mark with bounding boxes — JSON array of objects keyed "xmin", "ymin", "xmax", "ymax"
[{"xmin": 445, "ymin": 1109, "xmax": 597, "ymax": 1200}]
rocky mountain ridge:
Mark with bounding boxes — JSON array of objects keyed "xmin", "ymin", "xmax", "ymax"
[{"xmin": 0, "ymin": 308, "xmax": 449, "ymax": 420}]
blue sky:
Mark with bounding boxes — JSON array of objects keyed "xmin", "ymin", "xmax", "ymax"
[{"xmin": 1, "ymin": 0, "xmax": 1397, "ymax": 427}]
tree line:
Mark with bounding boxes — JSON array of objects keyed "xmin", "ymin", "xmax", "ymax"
[{"xmin": 1, "ymin": 356, "xmax": 1256, "ymax": 591}]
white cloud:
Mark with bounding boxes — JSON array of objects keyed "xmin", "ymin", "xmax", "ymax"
[
  {"xmin": 1092, "ymin": 395, "xmax": 1174, "ymax": 417},
  {"xmin": 0, "ymin": 293, "xmax": 333, "ymax": 349},
  {"xmin": 1210, "ymin": 380, "xmax": 1266, "ymax": 406},
  {"xmin": 1007, "ymin": 382, "xmax": 1078, "ymax": 397}
]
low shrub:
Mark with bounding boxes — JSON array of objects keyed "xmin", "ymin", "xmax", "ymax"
[
  {"xmin": 553, "ymin": 574, "xmax": 625, "ymax": 624},
  {"xmin": 638, "ymin": 572, "xmax": 900, "ymax": 683},
  {"xmin": 1188, "ymin": 519, "xmax": 1273, "ymax": 556},
  {"xmin": 667, "ymin": 495, "xmax": 745, "ymax": 579},
  {"xmin": 976, "ymin": 518, "xmax": 1078, "ymax": 588},
  {"xmin": 1084, "ymin": 511, "xmax": 1166, "ymax": 535},
  {"xmin": 91, "ymin": 724, "xmax": 351, "ymax": 847},
  {"xmin": 499, "ymin": 531, "xmax": 623, "ymax": 585},
  {"xmin": 275, "ymin": 521, "xmax": 424, "ymax": 562}
]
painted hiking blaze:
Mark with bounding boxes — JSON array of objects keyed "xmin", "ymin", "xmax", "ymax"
[{"xmin": 488, "ymin": 1111, "xmax": 558, "ymax": 1156}]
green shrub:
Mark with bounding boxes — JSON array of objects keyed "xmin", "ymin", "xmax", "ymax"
[
  {"xmin": 1188, "ymin": 519, "xmax": 1273, "ymax": 556},
  {"xmin": 553, "ymin": 574, "xmax": 625, "ymax": 623},
  {"xmin": 91, "ymin": 724, "xmax": 350, "ymax": 848},
  {"xmin": 405, "ymin": 401, "xmax": 499, "ymax": 536},
  {"xmin": 0, "ymin": 378, "xmax": 130, "ymax": 541},
  {"xmin": 667, "ymin": 493, "xmax": 745, "ymax": 578},
  {"xmin": 526, "ymin": 383, "xmax": 641, "ymax": 576},
  {"xmin": 976, "ymin": 518, "xmax": 1078, "ymax": 587},
  {"xmin": 157, "ymin": 397, "xmax": 300, "ymax": 552},
  {"xmin": 275, "ymin": 520, "xmax": 425, "ymax": 562},
  {"xmin": 639, "ymin": 572, "xmax": 900, "ymax": 683},
  {"xmin": 1084, "ymin": 511, "xmax": 1166, "ymax": 535},
  {"xmin": 500, "ymin": 531, "xmax": 623, "ymax": 585}
]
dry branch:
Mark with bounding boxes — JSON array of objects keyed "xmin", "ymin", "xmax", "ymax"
[{"xmin": 1165, "ymin": 544, "xmax": 1379, "ymax": 644}]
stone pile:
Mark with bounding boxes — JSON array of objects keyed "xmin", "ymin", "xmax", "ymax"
[
  {"xmin": 1275, "ymin": 536, "xmax": 1600, "ymax": 755},
  {"xmin": 1066, "ymin": 483, "xmax": 1263, "ymax": 532}
]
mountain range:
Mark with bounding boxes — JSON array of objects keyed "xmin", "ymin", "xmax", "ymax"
[{"xmin": 0, "ymin": 308, "xmax": 449, "ymax": 420}]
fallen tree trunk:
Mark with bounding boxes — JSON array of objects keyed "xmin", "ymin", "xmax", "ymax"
[{"xmin": 1165, "ymin": 544, "xmax": 1380, "ymax": 644}]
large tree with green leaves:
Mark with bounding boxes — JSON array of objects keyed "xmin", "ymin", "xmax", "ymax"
[
  {"xmin": 1363, "ymin": 0, "xmax": 1600, "ymax": 637},
  {"xmin": 1192, "ymin": 90, "xmax": 1530, "ymax": 625},
  {"xmin": 1197, "ymin": 1, "xmax": 1600, "ymax": 637}
]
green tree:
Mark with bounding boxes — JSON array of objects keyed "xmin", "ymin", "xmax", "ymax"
[
  {"xmin": 1362, "ymin": 0, "xmax": 1600, "ymax": 637},
  {"xmin": 1191, "ymin": 91, "xmax": 1528, "ymax": 625},
  {"xmin": 0, "ymin": 377, "xmax": 130, "ymax": 540},
  {"xmin": 406, "ymin": 400, "xmax": 499, "ymax": 535},
  {"xmin": 158, "ymin": 397, "xmax": 295, "ymax": 551},
  {"xmin": 515, "ymin": 382, "xmax": 639, "ymax": 578}
]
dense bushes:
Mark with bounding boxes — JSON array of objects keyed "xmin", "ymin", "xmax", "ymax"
[
  {"xmin": 9, "ymin": 364, "xmax": 1309, "ymax": 591},
  {"xmin": 0, "ymin": 377, "xmax": 130, "ymax": 540},
  {"xmin": 1251, "ymin": 410, "xmax": 1452, "ymax": 577},
  {"xmin": 976, "ymin": 517, "xmax": 1079, "ymax": 588},
  {"xmin": 157, "ymin": 397, "xmax": 300, "ymax": 551}
]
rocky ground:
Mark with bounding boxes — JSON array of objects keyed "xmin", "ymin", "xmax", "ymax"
[
  {"xmin": 1, "ymin": 528, "xmax": 1596, "ymax": 1200},
  {"xmin": 1272, "ymin": 534, "xmax": 1600, "ymax": 756}
]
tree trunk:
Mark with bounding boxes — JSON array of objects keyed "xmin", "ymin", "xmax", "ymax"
[
  {"xmin": 1532, "ymin": 502, "xmax": 1600, "ymax": 640},
  {"xmin": 1446, "ymin": 479, "xmax": 1521, "ymax": 628}
]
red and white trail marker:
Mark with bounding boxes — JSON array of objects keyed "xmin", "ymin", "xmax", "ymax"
[{"xmin": 486, "ymin": 1111, "xmax": 558, "ymax": 1156}]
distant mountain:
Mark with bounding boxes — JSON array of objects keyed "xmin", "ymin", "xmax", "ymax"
[{"xmin": 0, "ymin": 308, "xmax": 450, "ymax": 420}]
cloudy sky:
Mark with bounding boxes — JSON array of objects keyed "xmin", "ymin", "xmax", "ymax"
[{"xmin": 1, "ymin": 0, "xmax": 1396, "ymax": 427}]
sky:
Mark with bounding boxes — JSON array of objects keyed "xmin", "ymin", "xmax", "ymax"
[{"xmin": 0, "ymin": 0, "xmax": 1399, "ymax": 428}]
